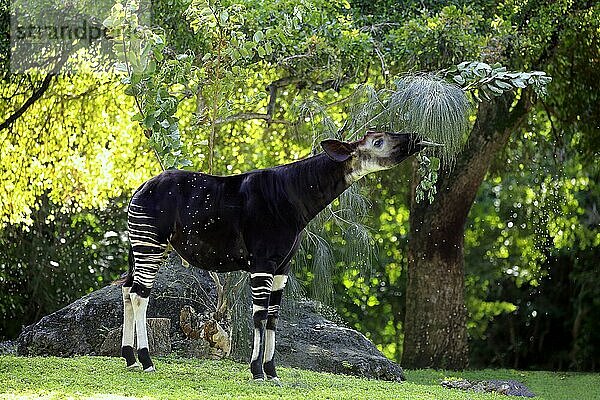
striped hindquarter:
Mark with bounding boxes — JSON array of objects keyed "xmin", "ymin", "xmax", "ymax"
[
  {"xmin": 128, "ymin": 203, "xmax": 168, "ymax": 294},
  {"xmin": 121, "ymin": 202, "xmax": 168, "ymax": 372}
]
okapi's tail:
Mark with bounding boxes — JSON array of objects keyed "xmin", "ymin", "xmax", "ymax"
[{"xmin": 113, "ymin": 245, "xmax": 134, "ymax": 286}]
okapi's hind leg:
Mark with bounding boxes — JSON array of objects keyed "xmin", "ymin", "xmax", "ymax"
[
  {"xmin": 123, "ymin": 202, "xmax": 168, "ymax": 372},
  {"xmin": 121, "ymin": 286, "xmax": 138, "ymax": 368},
  {"xmin": 130, "ymin": 290, "xmax": 154, "ymax": 371}
]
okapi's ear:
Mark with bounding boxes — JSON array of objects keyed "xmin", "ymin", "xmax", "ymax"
[{"xmin": 321, "ymin": 139, "xmax": 356, "ymax": 162}]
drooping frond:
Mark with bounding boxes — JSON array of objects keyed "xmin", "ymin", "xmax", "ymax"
[
  {"xmin": 388, "ymin": 74, "xmax": 471, "ymax": 165},
  {"xmin": 291, "ymin": 98, "xmax": 340, "ymax": 150},
  {"xmin": 340, "ymin": 75, "xmax": 471, "ymax": 167},
  {"xmin": 224, "ymin": 271, "xmax": 251, "ymax": 360},
  {"xmin": 225, "ymin": 265, "xmax": 307, "ymax": 360},
  {"xmin": 297, "ymin": 229, "xmax": 335, "ymax": 305},
  {"xmin": 342, "ymin": 84, "xmax": 393, "ymax": 140}
]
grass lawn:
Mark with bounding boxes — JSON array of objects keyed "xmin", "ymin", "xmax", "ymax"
[{"xmin": 0, "ymin": 356, "xmax": 598, "ymax": 399}]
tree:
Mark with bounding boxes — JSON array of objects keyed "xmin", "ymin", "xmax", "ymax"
[{"xmin": 390, "ymin": 1, "xmax": 600, "ymax": 368}]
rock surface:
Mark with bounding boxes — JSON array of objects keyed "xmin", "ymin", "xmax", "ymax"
[
  {"xmin": 99, "ymin": 318, "xmax": 172, "ymax": 357},
  {"xmin": 0, "ymin": 340, "xmax": 16, "ymax": 355},
  {"xmin": 276, "ymin": 300, "xmax": 404, "ymax": 381},
  {"xmin": 441, "ymin": 379, "xmax": 536, "ymax": 397},
  {"xmin": 17, "ymin": 255, "xmax": 404, "ymax": 381}
]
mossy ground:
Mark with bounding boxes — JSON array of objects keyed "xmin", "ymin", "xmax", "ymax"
[{"xmin": 0, "ymin": 356, "xmax": 598, "ymax": 399}]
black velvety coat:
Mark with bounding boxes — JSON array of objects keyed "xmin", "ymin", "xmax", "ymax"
[{"xmin": 129, "ymin": 152, "xmax": 350, "ymax": 277}]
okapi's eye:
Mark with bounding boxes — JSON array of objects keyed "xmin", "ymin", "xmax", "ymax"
[{"xmin": 373, "ymin": 138, "xmax": 384, "ymax": 148}]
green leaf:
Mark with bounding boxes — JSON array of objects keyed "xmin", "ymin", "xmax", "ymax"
[
  {"xmin": 179, "ymin": 158, "xmax": 193, "ymax": 168},
  {"xmin": 124, "ymin": 85, "xmax": 139, "ymax": 96},
  {"xmin": 143, "ymin": 114, "xmax": 156, "ymax": 129},
  {"xmin": 494, "ymin": 80, "xmax": 513, "ymax": 90},
  {"xmin": 480, "ymin": 86, "xmax": 492, "ymax": 101},
  {"xmin": 114, "ymin": 62, "xmax": 128, "ymax": 73},
  {"xmin": 220, "ymin": 9, "xmax": 229, "ymax": 24},
  {"xmin": 453, "ymin": 75, "xmax": 465, "ymax": 85},
  {"xmin": 473, "ymin": 63, "xmax": 491, "ymax": 77},
  {"xmin": 145, "ymin": 60, "xmax": 156, "ymax": 74},
  {"xmin": 253, "ymin": 30, "xmax": 264, "ymax": 43},
  {"xmin": 511, "ymin": 78, "xmax": 527, "ymax": 89},
  {"xmin": 487, "ymin": 83, "xmax": 504, "ymax": 95}
]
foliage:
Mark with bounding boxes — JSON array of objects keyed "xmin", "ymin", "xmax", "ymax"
[
  {"xmin": 390, "ymin": 75, "xmax": 469, "ymax": 163},
  {"xmin": 0, "ymin": 196, "xmax": 128, "ymax": 339},
  {"xmin": 341, "ymin": 76, "xmax": 470, "ymax": 163},
  {"xmin": 332, "ymin": 0, "xmax": 598, "ymax": 367},
  {"xmin": 2, "ymin": 356, "xmax": 600, "ymax": 400},
  {"xmin": 0, "ymin": 73, "xmax": 157, "ymax": 227},
  {"xmin": 385, "ymin": 5, "xmax": 488, "ymax": 72},
  {"xmin": 1, "ymin": 5, "xmax": 158, "ymax": 337},
  {"xmin": 465, "ymin": 107, "xmax": 600, "ymax": 369},
  {"xmin": 444, "ymin": 61, "xmax": 552, "ymax": 101},
  {"xmin": 103, "ymin": 0, "xmax": 193, "ymax": 170},
  {"xmin": 336, "ymin": 65, "xmax": 551, "ymax": 205},
  {"xmin": 415, "ymin": 154, "xmax": 440, "ymax": 204}
]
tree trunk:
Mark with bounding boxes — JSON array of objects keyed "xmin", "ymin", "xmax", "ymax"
[
  {"xmin": 402, "ymin": 93, "xmax": 531, "ymax": 369},
  {"xmin": 403, "ymin": 195, "xmax": 469, "ymax": 368}
]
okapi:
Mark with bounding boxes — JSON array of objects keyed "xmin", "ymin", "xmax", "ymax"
[{"xmin": 121, "ymin": 130, "xmax": 438, "ymax": 380}]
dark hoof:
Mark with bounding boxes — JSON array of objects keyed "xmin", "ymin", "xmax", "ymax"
[
  {"xmin": 137, "ymin": 347, "xmax": 154, "ymax": 371},
  {"xmin": 121, "ymin": 345, "xmax": 137, "ymax": 368},
  {"xmin": 250, "ymin": 360, "xmax": 264, "ymax": 381},
  {"xmin": 263, "ymin": 360, "xmax": 277, "ymax": 380}
]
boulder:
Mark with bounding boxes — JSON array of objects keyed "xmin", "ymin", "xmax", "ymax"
[
  {"xmin": 17, "ymin": 254, "xmax": 404, "ymax": 381},
  {"xmin": 276, "ymin": 300, "xmax": 405, "ymax": 381},
  {"xmin": 17, "ymin": 254, "xmax": 216, "ymax": 357}
]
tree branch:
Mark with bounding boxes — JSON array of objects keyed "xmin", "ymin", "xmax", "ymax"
[
  {"xmin": 213, "ymin": 74, "xmax": 354, "ymax": 126},
  {"xmin": 0, "ymin": 73, "xmax": 54, "ymax": 131},
  {"xmin": 0, "ymin": 50, "xmax": 69, "ymax": 132},
  {"xmin": 214, "ymin": 112, "xmax": 290, "ymax": 126}
]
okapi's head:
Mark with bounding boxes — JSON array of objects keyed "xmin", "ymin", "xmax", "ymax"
[{"xmin": 321, "ymin": 131, "xmax": 441, "ymax": 181}]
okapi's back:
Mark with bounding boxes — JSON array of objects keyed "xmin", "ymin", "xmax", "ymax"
[{"xmin": 129, "ymin": 169, "xmax": 250, "ymax": 272}]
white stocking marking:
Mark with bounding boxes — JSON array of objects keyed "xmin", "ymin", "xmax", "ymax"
[
  {"xmin": 250, "ymin": 328, "xmax": 262, "ymax": 362},
  {"xmin": 272, "ymin": 275, "xmax": 288, "ymax": 291},
  {"xmin": 130, "ymin": 292, "xmax": 150, "ymax": 349},
  {"xmin": 121, "ymin": 287, "xmax": 135, "ymax": 347},
  {"xmin": 263, "ymin": 329, "xmax": 276, "ymax": 364}
]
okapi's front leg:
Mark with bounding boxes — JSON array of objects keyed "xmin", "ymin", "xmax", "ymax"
[
  {"xmin": 249, "ymin": 271, "xmax": 274, "ymax": 380},
  {"xmin": 263, "ymin": 274, "xmax": 288, "ymax": 381}
]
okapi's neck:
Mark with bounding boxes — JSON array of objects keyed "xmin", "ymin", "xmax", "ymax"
[{"xmin": 277, "ymin": 153, "xmax": 353, "ymax": 226}]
